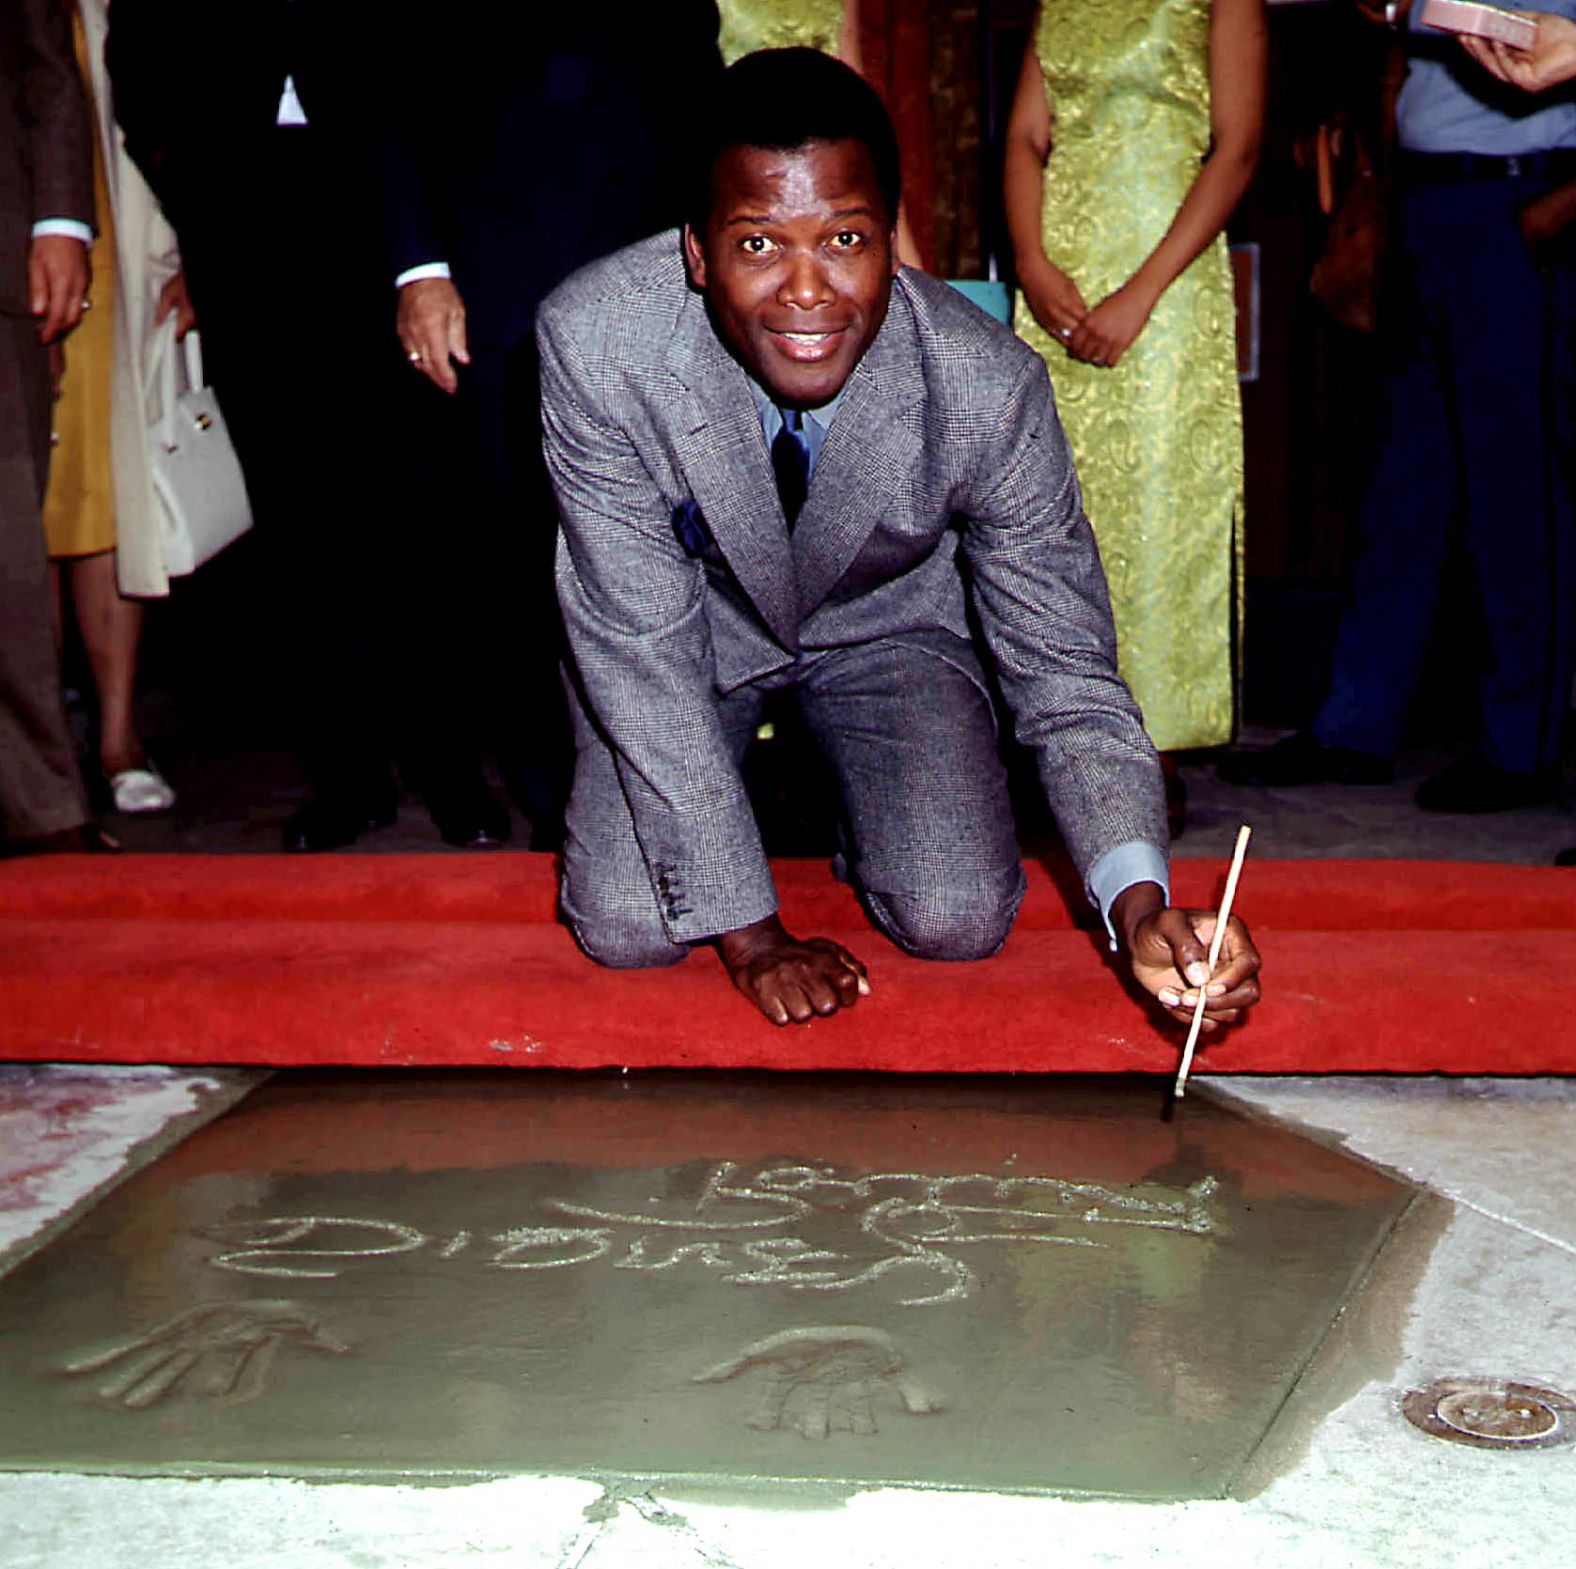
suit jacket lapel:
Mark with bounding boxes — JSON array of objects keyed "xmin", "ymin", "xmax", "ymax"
[
  {"xmin": 793, "ymin": 287, "xmax": 926, "ymax": 618},
  {"xmin": 665, "ymin": 297, "xmax": 801, "ymax": 652}
]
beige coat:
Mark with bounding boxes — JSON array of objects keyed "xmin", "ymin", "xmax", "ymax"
[{"xmin": 79, "ymin": 0, "xmax": 181, "ymax": 598}]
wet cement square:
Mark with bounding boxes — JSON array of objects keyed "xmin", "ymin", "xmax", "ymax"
[{"xmin": 0, "ymin": 1071, "xmax": 1417, "ymax": 1497}]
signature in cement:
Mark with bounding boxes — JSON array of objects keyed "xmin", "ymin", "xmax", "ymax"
[
  {"xmin": 695, "ymin": 1325, "xmax": 939, "ymax": 1440},
  {"xmin": 200, "ymin": 1162, "xmax": 1220, "ymax": 1309},
  {"xmin": 59, "ymin": 1299, "xmax": 349, "ymax": 1408}
]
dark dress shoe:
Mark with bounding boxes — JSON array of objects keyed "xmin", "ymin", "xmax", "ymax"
[
  {"xmin": 424, "ymin": 775, "xmax": 512, "ymax": 849},
  {"xmin": 1216, "ymin": 731, "xmax": 1394, "ymax": 788},
  {"xmin": 1414, "ymin": 755, "xmax": 1556, "ymax": 814},
  {"xmin": 282, "ymin": 791, "xmax": 398, "ymax": 852},
  {"xmin": 2, "ymin": 821, "xmax": 121, "ymax": 857},
  {"xmin": 73, "ymin": 822, "xmax": 122, "ymax": 853},
  {"xmin": 1556, "ymin": 847, "xmax": 1576, "ymax": 867}
]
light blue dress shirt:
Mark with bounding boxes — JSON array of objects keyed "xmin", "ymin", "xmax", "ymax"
[
  {"xmin": 746, "ymin": 377, "xmax": 1169, "ymax": 943},
  {"xmin": 749, "ymin": 379, "xmax": 843, "ymax": 474}
]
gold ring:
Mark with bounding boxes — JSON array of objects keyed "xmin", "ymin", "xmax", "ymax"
[
  {"xmin": 407, "ymin": 349, "xmax": 422, "ymax": 363},
  {"xmin": 80, "ymin": 298, "xmax": 93, "ymax": 311}
]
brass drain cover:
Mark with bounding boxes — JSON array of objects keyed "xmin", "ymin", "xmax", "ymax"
[{"xmin": 1403, "ymin": 1378, "xmax": 1576, "ymax": 1450}]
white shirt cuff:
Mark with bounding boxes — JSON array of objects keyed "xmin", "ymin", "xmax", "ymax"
[
  {"xmin": 1088, "ymin": 840, "xmax": 1169, "ymax": 950},
  {"xmin": 32, "ymin": 219, "xmax": 92, "ymax": 244},
  {"xmin": 395, "ymin": 262, "xmax": 452, "ymax": 289}
]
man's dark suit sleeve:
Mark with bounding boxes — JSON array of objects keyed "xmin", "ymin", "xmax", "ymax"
[
  {"xmin": 0, "ymin": 0, "xmax": 91, "ymax": 317},
  {"xmin": 17, "ymin": 0, "xmax": 93, "ymax": 227},
  {"xmin": 352, "ymin": 1, "xmax": 453, "ymax": 279},
  {"xmin": 364, "ymin": 119, "xmax": 452, "ymax": 280}
]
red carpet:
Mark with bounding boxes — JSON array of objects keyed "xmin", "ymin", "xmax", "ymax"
[{"xmin": 1, "ymin": 853, "xmax": 1572, "ymax": 1072}]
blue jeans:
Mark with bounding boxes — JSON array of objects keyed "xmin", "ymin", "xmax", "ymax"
[
  {"xmin": 1313, "ymin": 170, "xmax": 1576, "ymax": 774},
  {"xmin": 561, "ymin": 631, "xmax": 1027, "ymax": 966}
]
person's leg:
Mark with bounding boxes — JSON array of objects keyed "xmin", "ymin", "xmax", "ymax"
[
  {"xmin": 383, "ymin": 347, "xmax": 515, "ymax": 848},
  {"xmin": 559, "ymin": 675, "xmax": 765, "ymax": 968},
  {"xmin": 492, "ymin": 335, "xmax": 575, "ymax": 843},
  {"xmin": 797, "ymin": 633, "xmax": 1025, "ymax": 961},
  {"xmin": 1437, "ymin": 175, "xmax": 1572, "ymax": 780},
  {"xmin": 174, "ymin": 136, "xmax": 400, "ymax": 842},
  {"xmin": 1310, "ymin": 181, "xmax": 1458, "ymax": 761},
  {"xmin": 0, "ymin": 316, "xmax": 89, "ymax": 842},
  {"xmin": 62, "ymin": 550, "xmax": 147, "ymax": 778},
  {"xmin": 1545, "ymin": 209, "xmax": 1576, "ymax": 776}
]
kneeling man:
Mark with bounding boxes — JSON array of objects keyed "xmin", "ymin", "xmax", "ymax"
[{"xmin": 538, "ymin": 48, "xmax": 1260, "ymax": 1030}]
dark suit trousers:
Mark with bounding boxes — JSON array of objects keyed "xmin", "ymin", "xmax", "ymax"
[
  {"xmin": 0, "ymin": 312, "xmax": 88, "ymax": 838},
  {"xmin": 167, "ymin": 128, "xmax": 452, "ymax": 797},
  {"xmin": 561, "ymin": 631, "xmax": 1027, "ymax": 966},
  {"xmin": 1312, "ymin": 171, "xmax": 1576, "ymax": 773},
  {"xmin": 396, "ymin": 328, "xmax": 570, "ymax": 817}
]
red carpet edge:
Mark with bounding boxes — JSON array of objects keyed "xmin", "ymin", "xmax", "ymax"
[{"xmin": 1, "ymin": 853, "xmax": 1571, "ymax": 1072}]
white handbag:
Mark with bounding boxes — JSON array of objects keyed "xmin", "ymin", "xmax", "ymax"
[{"xmin": 146, "ymin": 322, "xmax": 253, "ymax": 576}]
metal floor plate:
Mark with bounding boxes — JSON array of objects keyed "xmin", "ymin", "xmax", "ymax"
[{"xmin": 0, "ymin": 1071, "xmax": 1417, "ymax": 1497}]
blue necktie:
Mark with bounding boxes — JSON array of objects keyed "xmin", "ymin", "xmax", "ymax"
[{"xmin": 771, "ymin": 406, "xmax": 810, "ymax": 529}]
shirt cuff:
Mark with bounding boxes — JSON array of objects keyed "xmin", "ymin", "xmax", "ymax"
[
  {"xmin": 1088, "ymin": 840, "xmax": 1169, "ymax": 950},
  {"xmin": 395, "ymin": 262, "xmax": 452, "ymax": 289},
  {"xmin": 31, "ymin": 219, "xmax": 92, "ymax": 244}
]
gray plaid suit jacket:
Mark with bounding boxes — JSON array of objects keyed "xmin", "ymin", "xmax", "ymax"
[{"xmin": 539, "ymin": 231, "xmax": 1166, "ymax": 944}]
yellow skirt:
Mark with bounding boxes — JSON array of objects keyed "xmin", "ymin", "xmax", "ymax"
[{"xmin": 42, "ymin": 13, "xmax": 116, "ymax": 561}]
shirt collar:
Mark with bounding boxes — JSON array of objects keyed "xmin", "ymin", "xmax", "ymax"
[{"xmin": 747, "ymin": 377, "xmax": 848, "ymax": 440}]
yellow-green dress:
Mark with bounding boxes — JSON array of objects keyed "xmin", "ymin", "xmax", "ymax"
[
  {"xmin": 1014, "ymin": 0, "xmax": 1243, "ymax": 752},
  {"xmin": 719, "ymin": 0, "xmax": 843, "ymax": 63}
]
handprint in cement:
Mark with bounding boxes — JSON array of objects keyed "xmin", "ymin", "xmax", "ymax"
[
  {"xmin": 694, "ymin": 1325, "xmax": 939, "ymax": 1440},
  {"xmin": 60, "ymin": 1300, "xmax": 349, "ymax": 1408}
]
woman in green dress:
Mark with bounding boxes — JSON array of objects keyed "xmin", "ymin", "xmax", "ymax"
[
  {"xmin": 1004, "ymin": 0, "xmax": 1264, "ymax": 826},
  {"xmin": 719, "ymin": 0, "xmax": 848, "ymax": 61},
  {"xmin": 719, "ymin": 0, "xmax": 922, "ymax": 266}
]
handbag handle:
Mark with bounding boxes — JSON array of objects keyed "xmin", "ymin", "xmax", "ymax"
[
  {"xmin": 146, "ymin": 321, "xmax": 212, "ymax": 453},
  {"xmin": 182, "ymin": 329, "xmax": 205, "ymax": 393}
]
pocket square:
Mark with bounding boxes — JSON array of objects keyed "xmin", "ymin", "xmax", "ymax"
[{"xmin": 671, "ymin": 499, "xmax": 712, "ymax": 557}]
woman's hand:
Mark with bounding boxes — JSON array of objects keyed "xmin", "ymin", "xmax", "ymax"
[
  {"xmin": 154, "ymin": 271, "xmax": 197, "ymax": 338},
  {"xmin": 1019, "ymin": 258, "xmax": 1090, "ymax": 348},
  {"xmin": 1066, "ymin": 279, "xmax": 1159, "ymax": 368}
]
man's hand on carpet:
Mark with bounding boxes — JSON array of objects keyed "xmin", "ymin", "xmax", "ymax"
[
  {"xmin": 717, "ymin": 914, "xmax": 870, "ymax": 1026},
  {"xmin": 1115, "ymin": 886, "xmax": 1261, "ymax": 1033}
]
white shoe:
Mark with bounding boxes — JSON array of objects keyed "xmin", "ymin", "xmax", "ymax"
[{"xmin": 109, "ymin": 765, "xmax": 176, "ymax": 815}]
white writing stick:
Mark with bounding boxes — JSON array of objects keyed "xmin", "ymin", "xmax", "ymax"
[{"xmin": 1173, "ymin": 824, "xmax": 1252, "ymax": 1101}]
